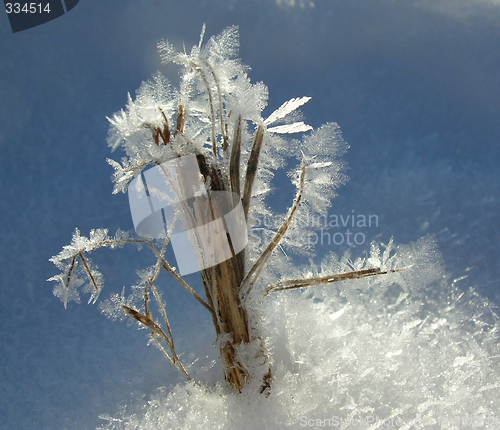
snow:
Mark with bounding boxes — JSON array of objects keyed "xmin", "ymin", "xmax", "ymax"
[{"xmin": 96, "ymin": 239, "xmax": 500, "ymax": 429}]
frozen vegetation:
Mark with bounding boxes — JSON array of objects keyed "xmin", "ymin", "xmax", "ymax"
[{"xmin": 45, "ymin": 26, "xmax": 500, "ymax": 429}]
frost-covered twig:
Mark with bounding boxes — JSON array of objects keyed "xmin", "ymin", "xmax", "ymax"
[
  {"xmin": 50, "ymin": 26, "xmax": 397, "ymax": 394},
  {"xmin": 147, "ymin": 241, "xmax": 215, "ymax": 316},
  {"xmin": 242, "ymin": 125, "xmax": 265, "ymax": 219},
  {"xmin": 265, "ymin": 267, "xmax": 398, "ymax": 296},
  {"xmin": 230, "ymin": 114, "xmax": 242, "ymax": 195},
  {"xmin": 241, "ymin": 160, "xmax": 306, "ymax": 299},
  {"xmin": 122, "ymin": 305, "xmax": 190, "ymax": 380}
]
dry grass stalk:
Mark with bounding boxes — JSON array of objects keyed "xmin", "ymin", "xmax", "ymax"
[
  {"xmin": 49, "ymin": 27, "xmax": 402, "ymax": 395},
  {"xmin": 50, "ymin": 108, "xmax": 398, "ymax": 393}
]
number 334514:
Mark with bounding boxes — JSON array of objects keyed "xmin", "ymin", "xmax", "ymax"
[{"xmin": 5, "ymin": 3, "xmax": 51, "ymax": 13}]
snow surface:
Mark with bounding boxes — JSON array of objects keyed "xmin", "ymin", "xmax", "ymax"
[{"xmin": 1, "ymin": 1, "xmax": 500, "ymax": 429}]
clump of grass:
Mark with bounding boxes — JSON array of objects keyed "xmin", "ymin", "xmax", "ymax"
[{"xmin": 49, "ymin": 26, "xmax": 398, "ymax": 393}]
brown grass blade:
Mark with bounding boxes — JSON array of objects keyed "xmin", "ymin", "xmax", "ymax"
[{"xmin": 242, "ymin": 125, "xmax": 265, "ymax": 219}]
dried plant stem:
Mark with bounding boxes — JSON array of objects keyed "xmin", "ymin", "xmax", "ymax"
[
  {"xmin": 122, "ymin": 218, "xmax": 192, "ymax": 380},
  {"xmin": 79, "ymin": 252, "xmax": 99, "ymax": 291},
  {"xmin": 64, "ymin": 255, "xmax": 77, "ymax": 288},
  {"xmin": 242, "ymin": 125, "xmax": 265, "ymax": 219},
  {"xmin": 209, "ymin": 255, "xmax": 252, "ymax": 390},
  {"xmin": 241, "ymin": 161, "xmax": 307, "ymax": 299},
  {"xmin": 201, "ymin": 58, "xmax": 228, "ymax": 150},
  {"xmin": 174, "ymin": 105, "xmax": 186, "ymax": 135},
  {"xmin": 144, "ymin": 224, "xmax": 173, "ymax": 317},
  {"xmin": 230, "ymin": 115, "xmax": 242, "ymax": 195},
  {"xmin": 123, "ymin": 305, "xmax": 190, "ymax": 380},
  {"xmin": 189, "ymin": 182, "xmax": 253, "ymax": 390},
  {"xmin": 192, "ymin": 61, "xmax": 217, "ymax": 156},
  {"xmin": 147, "ymin": 242, "xmax": 215, "ymax": 316},
  {"xmin": 265, "ymin": 268, "xmax": 394, "ymax": 296}
]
